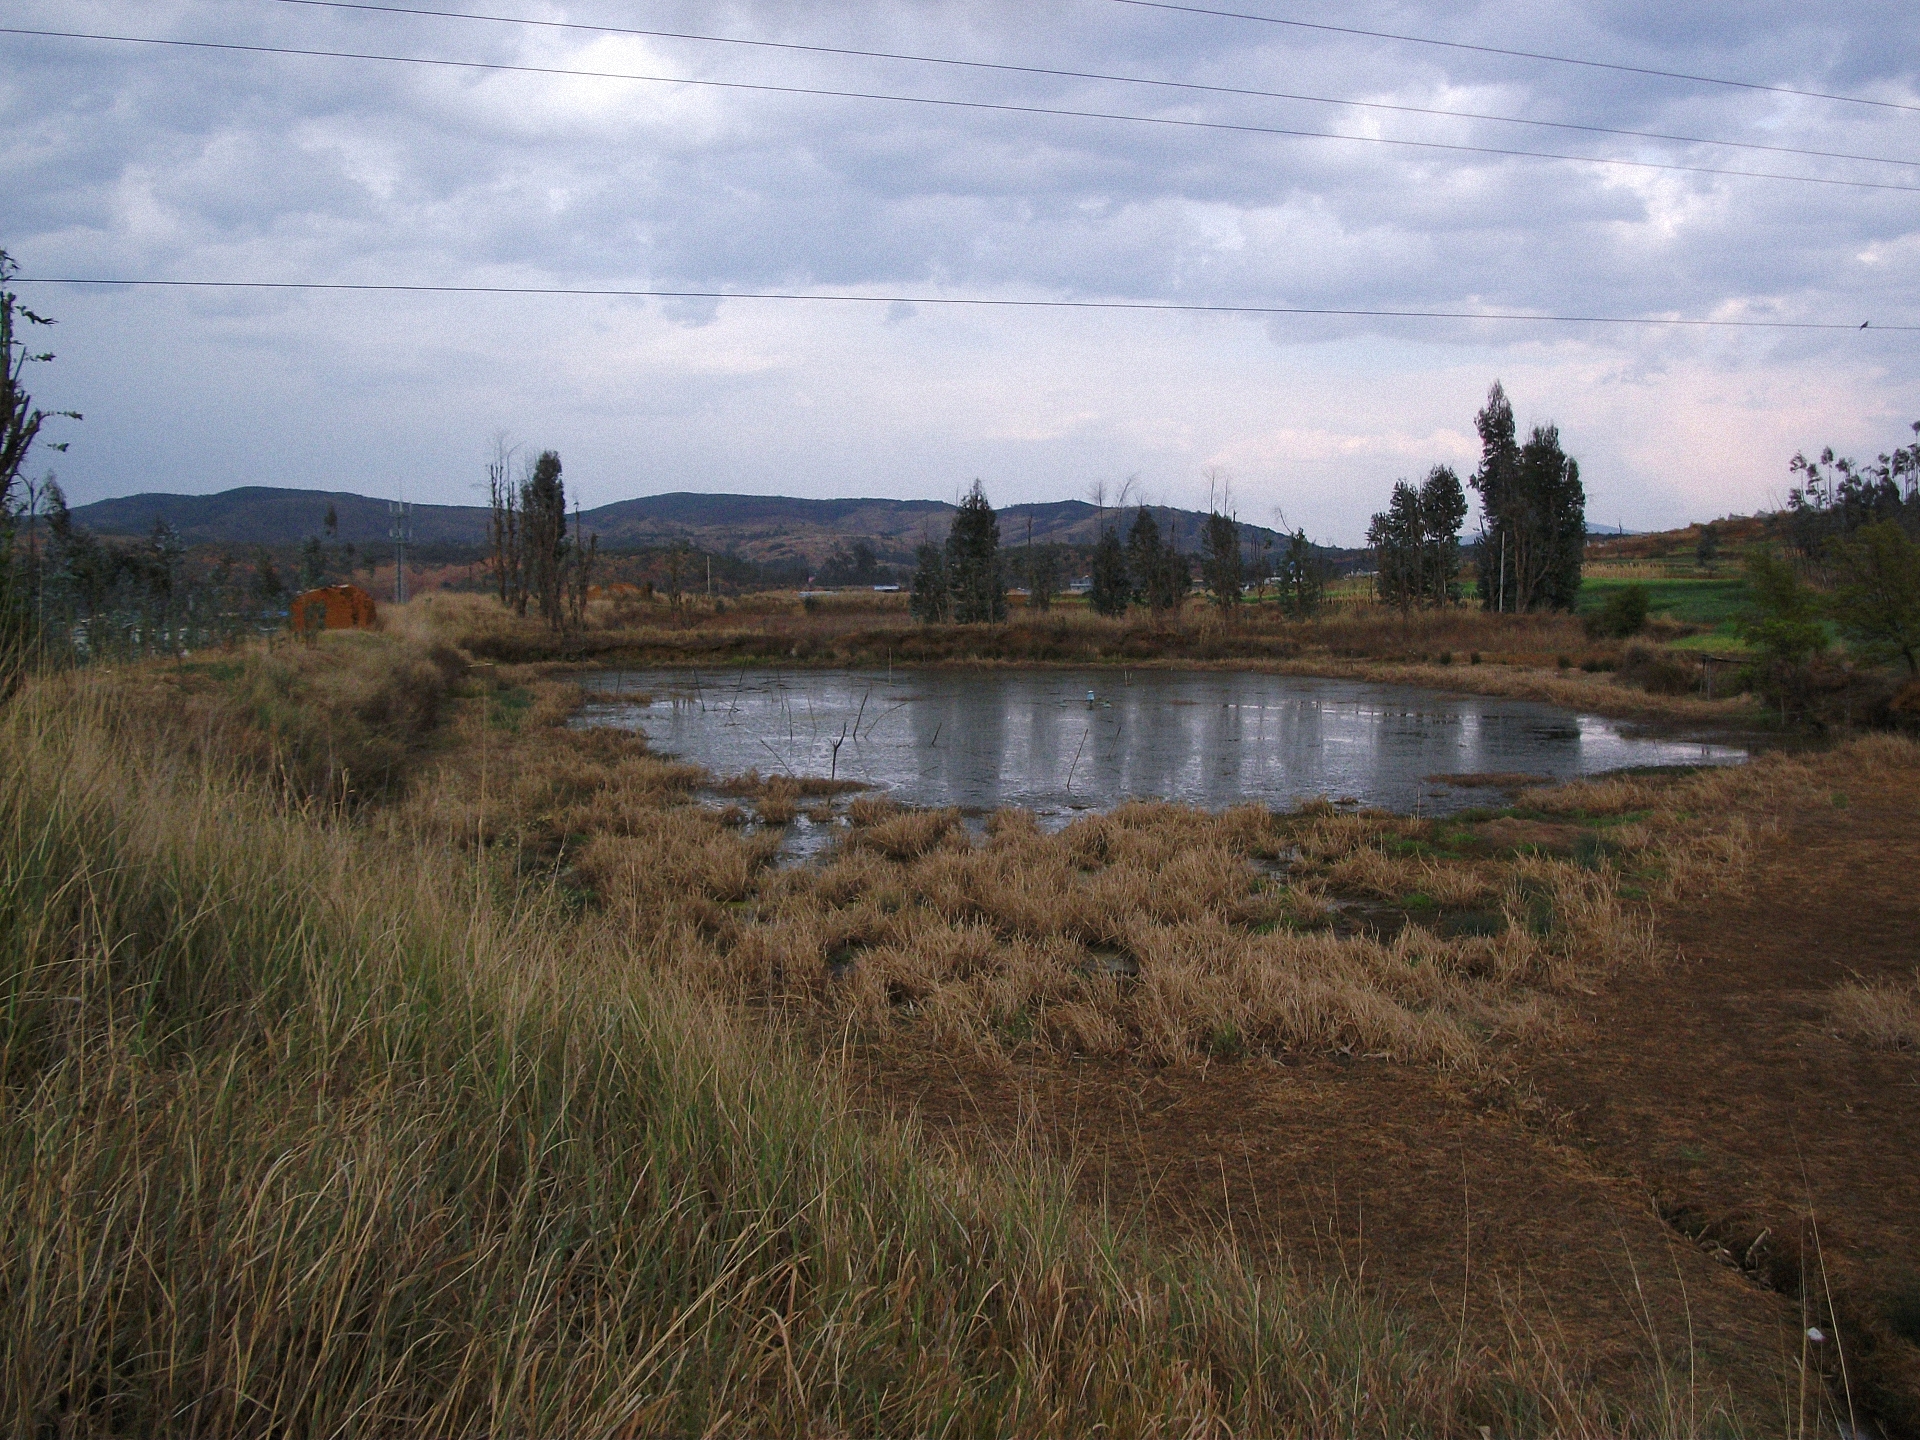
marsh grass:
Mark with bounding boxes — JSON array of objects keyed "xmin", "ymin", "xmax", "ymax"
[
  {"xmin": 552, "ymin": 776, "xmax": 1667, "ymax": 1069},
  {"xmin": 3, "ymin": 670, "xmax": 1578, "ymax": 1439},
  {"xmin": 110, "ymin": 630, "xmax": 465, "ymax": 804},
  {"xmin": 428, "ymin": 589, "xmax": 1748, "ymax": 715},
  {"xmin": 0, "ymin": 632, "xmax": 1826, "ymax": 1434},
  {"xmin": 448, "ymin": 667, "xmax": 1919, "ymax": 1080}
]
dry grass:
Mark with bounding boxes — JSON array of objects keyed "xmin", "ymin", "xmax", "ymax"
[
  {"xmin": 421, "ymin": 585, "xmax": 1766, "ymax": 727},
  {"xmin": 407, "ymin": 635, "xmax": 1920, "ymax": 1083},
  {"xmin": 428, "ymin": 587, "xmax": 1758, "ymax": 714},
  {"xmin": 1515, "ymin": 734, "xmax": 1920, "ymax": 901},
  {"xmin": 462, "ymin": 733, "xmax": 1678, "ymax": 1071},
  {"xmin": 1826, "ymin": 971, "xmax": 1920, "ymax": 1050},
  {"xmin": 0, "ymin": 639, "xmax": 1773, "ymax": 1436},
  {"xmin": 104, "ymin": 630, "xmax": 466, "ymax": 804}
]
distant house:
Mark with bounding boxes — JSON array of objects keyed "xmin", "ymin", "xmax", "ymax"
[{"xmin": 290, "ymin": 583, "xmax": 378, "ymax": 635}]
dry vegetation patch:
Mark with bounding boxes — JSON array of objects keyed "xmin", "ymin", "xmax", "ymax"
[
  {"xmin": 424, "ymin": 587, "xmax": 1766, "ymax": 728},
  {"xmin": 1826, "ymin": 970, "xmax": 1920, "ymax": 1051},
  {"xmin": 369, "ymin": 626, "xmax": 1907, "ymax": 1090},
  {"xmin": 427, "ymin": 690, "xmax": 1825, "ymax": 1074}
]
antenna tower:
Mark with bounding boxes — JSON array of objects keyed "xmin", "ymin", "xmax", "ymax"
[{"xmin": 389, "ymin": 501, "xmax": 413, "ymax": 604}]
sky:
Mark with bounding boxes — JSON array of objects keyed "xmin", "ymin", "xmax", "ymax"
[{"xmin": 3, "ymin": 0, "xmax": 1917, "ymax": 545}]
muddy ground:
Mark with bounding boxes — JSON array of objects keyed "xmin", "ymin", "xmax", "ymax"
[{"xmin": 853, "ymin": 768, "xmax": 1920, "ymax": 1435}]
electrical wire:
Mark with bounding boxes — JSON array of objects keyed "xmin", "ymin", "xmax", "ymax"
[
  {"xmin": 1108, "ymin": 0, "xmax": 1920, "ymax": 115},
  {"xmin": 7, "ymin": 26, "xmax": 1916, "ymax": 193},
  {"xmin": 13, "ymin": 277, "xmax": 1912, "ymax": 331},
  {"xmin": 251, "ymin": 0, "xmax": 1920, "ymax": 172}
]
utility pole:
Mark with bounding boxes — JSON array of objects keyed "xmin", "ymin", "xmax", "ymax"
[{"xmin": 388, "ymin": 500, "xmax": 412, "ymax": 605}]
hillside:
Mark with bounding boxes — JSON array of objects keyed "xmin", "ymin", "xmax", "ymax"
[{"xmin": 68, "ymin": 487, "xmax": 1302, "ymax": 568}]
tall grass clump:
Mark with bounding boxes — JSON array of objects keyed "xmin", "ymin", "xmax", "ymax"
[
  {"xmin": 1826, "ymin": 971, "xmax": 1920, "ymax": 1050},
  {"xmin": 109, "ymin": 631, "xmax": 465, "ymax": 805},
  {"xmin": 0, "ymin": 667, "xmax": 1590, "ymax": 1438}
]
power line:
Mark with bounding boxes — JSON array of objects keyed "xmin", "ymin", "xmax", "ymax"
[
  {"xmin": 15, "ymin": 277, "xmax": 1914, "ymax": 332},
  {"xmin": 252, "ymin": 0, "xmax": 1920, "ymax": 172},
  {"xmin": 8, "ymin": 26, "xmax": 1916, "ymax": 193},
  {"xmin": 1108, "ymin": 0, "xmax": 1920, "ymax": 116}
]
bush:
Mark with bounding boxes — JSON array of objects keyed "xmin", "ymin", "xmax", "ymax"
[
  {"xmin": 1617, "ymin": 645, "xmax": 1696, "ymax": 696},
  {"xmin": 1584, "ymin": 584, "xmax": 1651, "ymax": 639},
  {"xmin": 1741, "ymin": 551, "xmax": 1828, "ymax": 720}
]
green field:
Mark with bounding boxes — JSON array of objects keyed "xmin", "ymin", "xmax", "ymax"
[{"xmin": 1575, "ymin": 574, "xmax": 1752, "ymax": 627}]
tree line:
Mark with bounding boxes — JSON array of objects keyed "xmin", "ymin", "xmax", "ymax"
[
  {"xmin": 909, "ymin": 481, "xmax": 1320, "ymax": 625},
  {"xmin": 1742, "ymin": 421, "xmax": 1920, "ymax": 719},
  {"xmin": 1367, "ymin": 381, "xmax": 1585, "ymax": 613}
]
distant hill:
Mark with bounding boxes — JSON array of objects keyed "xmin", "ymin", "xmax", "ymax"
[
  {"xmin": 69, "ymin": 487, "xmax": 1318, "ymax": 569},
  {"xmin": 67, "ymin": 487, "xmax": 488, "ymax": 548}
]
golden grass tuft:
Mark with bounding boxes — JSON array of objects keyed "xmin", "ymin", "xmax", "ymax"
[{"xmin": 1826, "ymin": 971, "xmax": 1920, "ymax": 1050}]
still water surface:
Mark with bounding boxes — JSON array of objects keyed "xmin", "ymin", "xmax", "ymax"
[{"xmin": 578, "ymin": 668, "xmax": 1743, "ymax": 818}]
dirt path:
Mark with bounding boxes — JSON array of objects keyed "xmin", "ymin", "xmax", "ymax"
[
  {"xmin": 1524, "ymin": 774, "xmax": 1920, "ymax": 1433},
  {"xmin": 854, "ymin": 765, "xmax": 1920, "ymax": 1434}
]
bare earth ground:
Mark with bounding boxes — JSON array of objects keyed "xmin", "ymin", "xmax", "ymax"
[{"xmin": 853, "ymin": 768, "xmax": 1920, "ymax": 1435}]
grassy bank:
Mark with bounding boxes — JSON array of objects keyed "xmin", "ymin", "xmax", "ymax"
[
  {"xmin": 426, "ymin": 591, "xmax": 1763, "ymax": 729},
  {"xmin": 4, "ymin": 640, "xmax": 1742, "ymax": 1438}
]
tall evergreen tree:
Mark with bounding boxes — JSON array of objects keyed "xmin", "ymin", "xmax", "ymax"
[
  {"xmin": 1088, "ymin": 526, "xmax": 1129, "ymax": 616},
  {"xmin": 1469, "ymin": 381, "xmax": 1584, "ymax": 612},
  {"xmin": 1367, "ymin": 482, "xmax": 1424, "ymax": 612},
  {"xmin": 909, "ymin": 539, "xmax": 949, "ymax": 623},
  {"xmin": 1125, "ymin": 507, "xmax": 1162, "ymax": 609},
  {"xmin": 945, "ymin": 480, "xmax": 1006, "ymax": 623},
  {"xmin": 1521, "ymin": 424, "xmax": 1586, "ymax": 612},
  {"xmin": 1469, "ymin": 382, "xmax": 1520, "ymax": 612},
  {"xmin": 1126, "ymin": 507, "xmax": 1187, "ymax": 614},
  {"xmin": 1148, "ymin": 538, "xmax": 1190, "ymax": 614},
  {"xmin": 1276, "ymin": 529, "xmax": 1326, "ymax": 619},
  {"xmin": 520, "ymin": 450, "xmax": 569, "ymax": 631},
  {"xmin": 1200, "ymin": 510, "xmax": 1243, "ymax": 617},
  {"xmin": 1416, "ymin": 464, "xmax": 1468, "ymax": 604}
]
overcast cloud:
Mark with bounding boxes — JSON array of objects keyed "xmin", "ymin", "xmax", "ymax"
[{"xmin": 4, "ymin": 0, "xmax": 1917, "ymax": 541}]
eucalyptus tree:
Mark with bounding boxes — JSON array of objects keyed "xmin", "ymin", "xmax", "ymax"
[{"xmin": 945, "ymin": 480, "xmax": 1006, "ymax": 624}]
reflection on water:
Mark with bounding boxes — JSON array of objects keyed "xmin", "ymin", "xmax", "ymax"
[{"xmin": 577, "ymin": 668, "xmax": 1744, "ymax": 821}]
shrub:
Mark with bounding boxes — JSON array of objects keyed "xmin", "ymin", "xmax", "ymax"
[
  {"xmin": 1617, "ymin": 644, "xmax": 1696, "ymax": 696},
  {"xmin": 1734, "ymin": 550, "xmax": 1836, "ymax": 721},
  {"xmin": 1584, "ymin": 584, "xmax": 1651, "ymax": 639}
]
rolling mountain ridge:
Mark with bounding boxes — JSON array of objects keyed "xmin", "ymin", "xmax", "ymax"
[{"xmin": 69, "ymin": 487, "xmax": 1307, "ymax": 568}]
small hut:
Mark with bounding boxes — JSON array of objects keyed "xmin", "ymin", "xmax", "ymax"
[{"xmin": 290, "ymin": 583, "xmax": 378, "ymax": 635}]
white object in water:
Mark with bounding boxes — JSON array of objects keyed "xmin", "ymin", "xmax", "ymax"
[{"xmin": 1086, "ymin": 690, "xmax": 1097, "ymax": 706}]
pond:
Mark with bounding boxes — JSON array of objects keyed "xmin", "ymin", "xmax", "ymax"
[{"xmin": 577, "ymin": 668, "xmax": 1744, "ymax": 821}]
